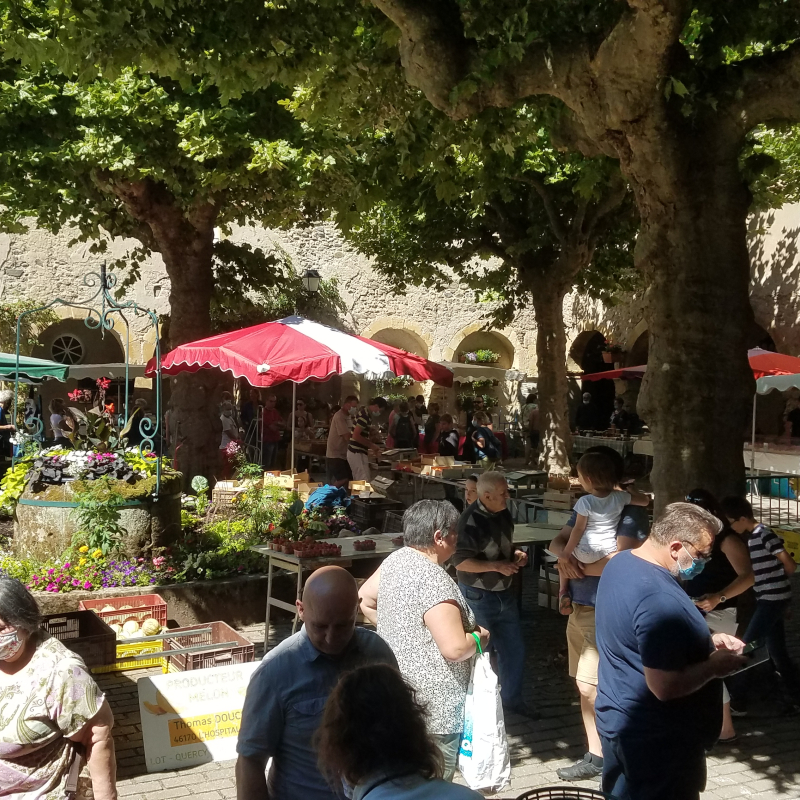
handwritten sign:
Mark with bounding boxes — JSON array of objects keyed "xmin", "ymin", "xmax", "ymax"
[{"xmin": 138, "ymin": 661, "xmax": 260, "ymax": 772}]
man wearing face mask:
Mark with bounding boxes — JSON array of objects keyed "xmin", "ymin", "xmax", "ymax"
[
  {"xmin": 236, "ymin": 566, "xmax": 396, "ymax": 800},
  {"xmin": 595, "ymin": 503, "xmax": 749, "ymax": 800}
]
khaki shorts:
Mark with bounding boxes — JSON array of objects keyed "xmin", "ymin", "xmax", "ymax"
[{"xmin": 566, "ymin": 603, "xmax": 599, "ymax": 686}]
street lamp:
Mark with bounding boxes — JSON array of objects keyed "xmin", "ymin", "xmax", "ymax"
[{"xmin": 302, "ymin": 268, "xmax": 321, "ymax": 294}]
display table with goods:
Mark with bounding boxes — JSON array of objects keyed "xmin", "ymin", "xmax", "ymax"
[
  {"xmin": 572, "ymin": 432, "xmax": 642, "ymax": 457},
  {"xmin": 251, "ymin": 533, "xmax": 404, "ymax": 649}
]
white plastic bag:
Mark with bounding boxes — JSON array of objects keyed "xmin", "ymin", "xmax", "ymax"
[{"xmin": 458, "ymin": 652, "xmax": 511, "ymax": 791}]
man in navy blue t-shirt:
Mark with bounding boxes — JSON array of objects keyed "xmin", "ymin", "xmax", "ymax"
[{"xmin": 595, "ymin": 502, "xmax": 748, "ymax": 800}]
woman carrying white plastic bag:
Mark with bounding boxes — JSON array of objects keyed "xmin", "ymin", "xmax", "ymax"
[{"xmin": 458, "ymin": 641, "xmax": 511, "ymax": 792}]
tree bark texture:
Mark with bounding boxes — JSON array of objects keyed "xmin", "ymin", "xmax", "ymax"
[
  {"xmin": 527, "ymin": 274, "xmax": 572, "ymax": 475},
  {"xmin": 107, "ymin": 179, "xmax": 221, "ymax": 486},
  {"xmin": 369, "ymin": 1, "xmax": 800, "ymax": 504}
]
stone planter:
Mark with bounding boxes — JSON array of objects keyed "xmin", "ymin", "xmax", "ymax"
[{"xmin": 14, "ymin": 483, "xmax": 182, "ymax": 562}]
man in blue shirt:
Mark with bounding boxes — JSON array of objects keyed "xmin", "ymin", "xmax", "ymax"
[
  {"xmin": 236, "ymin": 566, "xmax": 397, "ymax": 800},
  {"xmin": 595, "ymin": 503, "xmax": 748, "ymax": 800}
]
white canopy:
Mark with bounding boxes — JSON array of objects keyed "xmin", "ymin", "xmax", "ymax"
[
  {"xmin": 756, "ymin": 374, "xmax": 800, "ymax": 395},
  {"xmin": 437, "ymin": 361, "xmax": 526, "ymax": 384}
]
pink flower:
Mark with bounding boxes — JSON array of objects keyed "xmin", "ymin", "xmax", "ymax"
[
  {"xmin": 83, "ymin": 581, "xmax": 92, "ymax": 590},
  {"xmin": 72, "ymin": 579, "xmax": 80, "ymax": 587},
  {"xmin": 46, "ymin": 583, "xmax": 57, "ymax": 592},
  {"xmin": 152, "ymin": 556, "xmax": 165, "ymax": 567},
  {"xmin": 47, "ymin": 568, "xmax": 55, "ymax": 575},
  {"xmin": 31, "ymin": 575, "xmax": 38, "ymax": 582},
  {"xmin": 63, "ymin": 562, "xmax": 71, "ymax": 569}
]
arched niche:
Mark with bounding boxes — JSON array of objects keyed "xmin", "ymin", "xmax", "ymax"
[
  {"xmin": 453, "ymin": 331, "xmax": 515, "ymax": 369},
  {"xmin": 368, "ymin": 327, "xmax": 430, "ymax": 359}
]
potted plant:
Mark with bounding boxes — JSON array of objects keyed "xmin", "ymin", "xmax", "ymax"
[{"xmin": 602, "ymin": 342, "xmax": 625, "ymax": 363}]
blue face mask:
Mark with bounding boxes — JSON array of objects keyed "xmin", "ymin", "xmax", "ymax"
[{"xmin": 678, "ymin": 544, "xmax": 708, "ymax": 580}]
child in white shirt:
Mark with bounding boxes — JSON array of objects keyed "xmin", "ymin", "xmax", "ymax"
[{"xmin": 559, "ymin": 451, "xmax": 650, "ymax": 614}]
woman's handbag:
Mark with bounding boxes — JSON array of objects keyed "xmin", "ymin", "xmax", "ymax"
[
  {"xmin": 457, "ymin": 651, "xmax": 511, "ymax": 792},
  {"xmin": 64, "ymin": 743, "xmax": 85, "ymax": 800}
]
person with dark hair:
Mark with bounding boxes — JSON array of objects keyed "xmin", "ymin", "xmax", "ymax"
[
  {"xmin": 0, "ymin": 578, "xmax": 117, "ymax": 799},
  {"xmin": 609, "ymin": 396, "xmax": 631, "ymax": 433},
  {"xmin": 316, "ymin": 664, "xmax": 482, "ymax": 799},
  {"xmin": 0, "ymin": 388, "xmax": 15, "ymax": 461},
  {"xmin": 437, "ymin": 414, "xmax": 460, "ymax": 458},
  {"xmin": 240, "ymin": 387, "xmax": 261, "ymax": 431},
  {"xmin": 48, "ymin": 397, "xmax": 74, "ymax": 448},
  {"xmin": 359, "ymin": 500, "xmax": 489, "ymax": 780},
  {"xmin": 390, "ymin": 401, "xmax": 417, "ymax": 450},
  {"xmin": 236, "ymin": 567, "xmax": 396, "ymax": 800},
  {"xmin": 470, "ymin": 411, "xmax": 501, "ymax": 469},
  {"xmin": 414, "ymin": 394, "xmax": 428, "ymax": 419},
  {"xmin": 721, "ymin": 495, "xmax": 800, "ymax": 711},
  {"xmin": 558, "ymin": 452, "xmax": 649, "ymax": 615},
  {"xmin": 549, "ymin": 446, "xmax": 649, "ymax": 782},
  {"xmin": 683, "ymin": 488, "xmax": 755, "ymax": 741},
  {"xmin": 464, "ymin": 475, "xmax": 479, "ymax": 507},
  {"xmin": 326, "ymin": 395, "xmax": 358, "ymax": 484},
  {"xmin": 454, "ymin": 472, "xmax": 532, "ymax": 719},
  {"xmin": 347, "ymin": 398, "xmax": 384, "ymax": 481},
  {"xmin": 520, "ymin": 393, "xmax": 539, "ymax": 466},
  {"xmin": 422, "ymin": 402, "xmax": 440, "ymax": 452},
  {"xmin": 595, "ymin": 504, "xmax": 748, "ymax": 800},
  {"xmin": 260, "ymin": 393, "xmax": 284, "ymax": 469}
]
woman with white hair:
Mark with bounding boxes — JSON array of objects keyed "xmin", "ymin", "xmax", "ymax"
[{"xmin": 359, "ymin": 500, "xmax": 490, "ymax": 781}]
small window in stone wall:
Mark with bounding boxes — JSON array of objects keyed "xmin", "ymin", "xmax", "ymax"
[{"xmin": 51, "ymin": 334, "xmax": 84, "ymax": 365}]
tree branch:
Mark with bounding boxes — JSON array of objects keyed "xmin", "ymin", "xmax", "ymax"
[
  {"xmin": 508, "ymin": 174, "xmax": 567, "ymax": 244},
  {"xmin": 369, "ymin": 0, "xmax": 588, "ymax": 119},
  {"xmin": 583, "ymin": 177, "xmax": 630, "ymax": 237},
  {"xmin": 719, "ymin": 42, "xmax": 800, "ymax": 134}
]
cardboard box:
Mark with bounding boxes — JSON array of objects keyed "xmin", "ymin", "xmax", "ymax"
[
  {"xmin": 296, "ymin": 482, "xmax": 323, "ymax": 502},
  {"xmin": 420, "ymin": 455, "xmax": 456, "ymax": 467},
  {"xmin": 264, "ymin": 471, "xmax": 310, "ymax": 489},
  {"xmin": 777, "ymin": 528, "xmax": 800, "ymax": 564},
  {"xmin": 543, "ymin": 490, "xmax": 574, "ymax": 510}
]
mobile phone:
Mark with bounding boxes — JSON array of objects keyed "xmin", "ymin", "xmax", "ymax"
[{"xmin": 742, "ymin": 639, "xmax": 765, "ymax": 656}]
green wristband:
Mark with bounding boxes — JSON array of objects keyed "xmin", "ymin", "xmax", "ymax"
[{"xmin": 471, "ymin": 631, "xmax": 482, "ymax": 655}]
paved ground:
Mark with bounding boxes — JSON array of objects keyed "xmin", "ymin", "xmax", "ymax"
[{"xmin": 100, "ymin": 568, "xmax": 800, "ymax": 800}]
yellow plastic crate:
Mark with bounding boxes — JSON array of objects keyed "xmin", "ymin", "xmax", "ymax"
[
  {"xmin": 91, "ymin": 640, "xmax": 165, "ymax": 674},
  {"xmin": 776, "ymin": 527, "xmax": 800, "ymax": 564}
]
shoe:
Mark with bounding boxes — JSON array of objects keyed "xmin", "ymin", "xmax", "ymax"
[
  {"xmin": 729, "ymin": 705, "xmax": 748, "ymax": 717},
  {"xmin": 503, "ymin": 702, "xmax": 541, "ymax": 721},
  {"xmin": 717, "ymin": 735, "xmax": 739, "ymax": 744},
  {"xmin": 557, "ymin": 754, "xmax": 603, "ymax": 781}
]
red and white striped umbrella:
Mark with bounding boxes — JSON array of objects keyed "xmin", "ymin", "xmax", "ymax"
[{"xmin": 147, "ymin": 315, "xmax": 453, "ymax": 387}]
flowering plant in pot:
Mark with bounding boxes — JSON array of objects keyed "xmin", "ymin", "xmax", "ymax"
[{"xmin": 601, "ymin": 342, "xmax": 625, "ymax": 363}]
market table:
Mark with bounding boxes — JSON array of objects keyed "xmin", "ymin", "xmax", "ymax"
[
  {"xmin": 250, "ymin": 533, "xmax": 403, "ymax": 650},
  {"xmin": 572, "ymin": 434, "xmax": 638, "ymax": 457}
]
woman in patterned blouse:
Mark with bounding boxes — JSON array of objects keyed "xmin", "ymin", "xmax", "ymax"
[
  {"xmin": 0, "ymin": 579, "xmax": 117, "ymax": 800},
  {"xmin": 359, "ymin": 501, "xmax": 490, "ymax": 781}
]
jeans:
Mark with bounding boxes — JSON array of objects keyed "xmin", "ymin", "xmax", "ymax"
[
  {"xmin": 261, "ymin": 441, "xmax": 278, "ymax": 469},
  {"xmin": 459, "ymin": 584, "xmax": 525, "ymax": 709},
  {"xmin": 432, "ymin": 732, "xmax": 461, "ymax": 782},
  {"xmin": 743, "ymin": 599, "xmax": 800, "ymax": 696},
  {"xmin": 601, "ymin": 734, "xmax": 705, "ymax": 800}
]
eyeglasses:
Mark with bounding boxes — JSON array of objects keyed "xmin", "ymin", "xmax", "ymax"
[{"xmin": 682, "ymin": 542, "xmax": 713, "ymax": 563}]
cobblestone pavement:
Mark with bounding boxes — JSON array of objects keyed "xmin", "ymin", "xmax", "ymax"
[{"xmin": 103, "ymin": 576, "xmax": 800, "ymax": 800}]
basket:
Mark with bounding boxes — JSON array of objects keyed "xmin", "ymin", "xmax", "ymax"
[
  {"xmin": 383, "ymin": 511, "xmax": 404, "ymax": 534},
  {"xmin": 349, "ymin": 498, "xmax": 405, "ymax": 530},
  {"xmin": 78, "ymin": 593, "xmax": 168, "ymax": 628},
  {"xmin": 163, "ymin": 621, "xmax": 255, "ymax": 672},
  {"xmin": 91, "ymin": 639, "xmax": 166, "ymax": 674},
  {"xmin": 41, "ymin": 611, "xmax": 116, "ymax": 668},
  {"xmin": 514, "ymin": 789, "xmax": 618, "ymax": 800}
]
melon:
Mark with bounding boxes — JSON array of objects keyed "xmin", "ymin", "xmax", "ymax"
[
  {"xmin": 141, "ymin": 618, "xmax": 161, "ymax": 637},
  {"xmin": 122, "ymin": 620, "xmax": 140, "ymax": 637}
]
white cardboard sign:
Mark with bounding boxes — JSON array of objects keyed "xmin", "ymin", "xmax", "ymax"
[{"xmin": 138, "ymin": 661, "xmax": 260, "ymax": 773}]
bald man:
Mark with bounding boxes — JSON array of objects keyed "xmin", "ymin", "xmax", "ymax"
[
  {"xmin": 236, "ymin": 567, "xmax": 397, "ymax": 800},
  {"xmin": 453, "ymin": 472, "xmax": 533, "ymax": 719}
]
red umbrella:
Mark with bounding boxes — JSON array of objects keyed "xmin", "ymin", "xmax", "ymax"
[
  {"xmin": 581, "ymin": 348, "xmax": 800, "ymax": 383},
  {"xmin": 146, "ymin": 315, "xmax": 453, "ymax": 387}
]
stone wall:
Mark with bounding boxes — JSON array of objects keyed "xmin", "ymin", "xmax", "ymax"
[{"xmin": 2, "ymin": 201, "xmax": 799, "ymax": 415}]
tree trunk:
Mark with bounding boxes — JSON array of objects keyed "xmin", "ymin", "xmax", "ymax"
[
  {"xmin": 109, "ymin": 179, "xmax": 221, "ymax": 487},
  {"xmin": 629, "ymin": 135, "xmax": 754, "ymax": 510},
  {"xmin": 529, "ymin": 279, "xmax": 572, "ymax": 474}
]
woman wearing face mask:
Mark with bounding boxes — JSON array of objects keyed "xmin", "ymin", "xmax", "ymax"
[
  {"xmin": 683, "ymin": 488, "xmax": 755, "ymax": 744},
  {"xmin": 358, "ymin": 501, "xmax": 489, "ymax": 781},
  {"xmin": 0, "ymin": 578, "xmax": 117, "ymax": 799}
]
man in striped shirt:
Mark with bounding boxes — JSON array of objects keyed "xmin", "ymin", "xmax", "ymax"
[
  {"xmin": 722, "ymin": 496, "xmax": 800, "ymax": 707},
  {"xmin": 346, "ymin": 398, "xmax": 384, "ymax": 481}
]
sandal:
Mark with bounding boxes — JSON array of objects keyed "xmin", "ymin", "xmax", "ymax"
[{"xmin": 559, "ymin": 592, "xmax": 574, "ymax": 615}]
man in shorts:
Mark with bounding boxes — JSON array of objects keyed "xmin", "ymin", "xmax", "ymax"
[{"xmin": 548, "ymin": 449, "xmax": 649, "ymax": 781}]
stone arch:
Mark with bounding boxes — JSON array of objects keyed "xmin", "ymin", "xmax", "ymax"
[
  {"xmin": 33, "ymin": 313, "xmax": 126, "ymax": 366},
  {"xmin": 360, "ymin": 317, "xmax": 433, "ymax": 359},
  {"xmin": 443, "ymin": 324, "xmax": 519, "ymax": 369},
  {"xmin": 568, "ymin": 329, "xmax": 606, "ymax": 373},
  {"xmin": 626, "ymin": 328, "xmax": 649, "ymax": 367}
]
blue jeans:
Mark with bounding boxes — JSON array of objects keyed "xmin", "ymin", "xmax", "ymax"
[
  {"xmin": 743, "ymin": 599, "xmax": 800, "ymax": 696},
  {"xmin": 459, "ymin": 584, "xmax": 525, "ymax": 709},
  {"xmin": 432, "ymin": 733, "xmax": 461, "ymax": 782},
  {"xmin": 261, "ymin": 442, "xmax": 279, "ymax": 469}
]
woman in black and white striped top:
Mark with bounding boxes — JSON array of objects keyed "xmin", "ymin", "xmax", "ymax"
[{"xmin": 722, "ymin": 495, "xmax": 800, "ymax": 704}]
